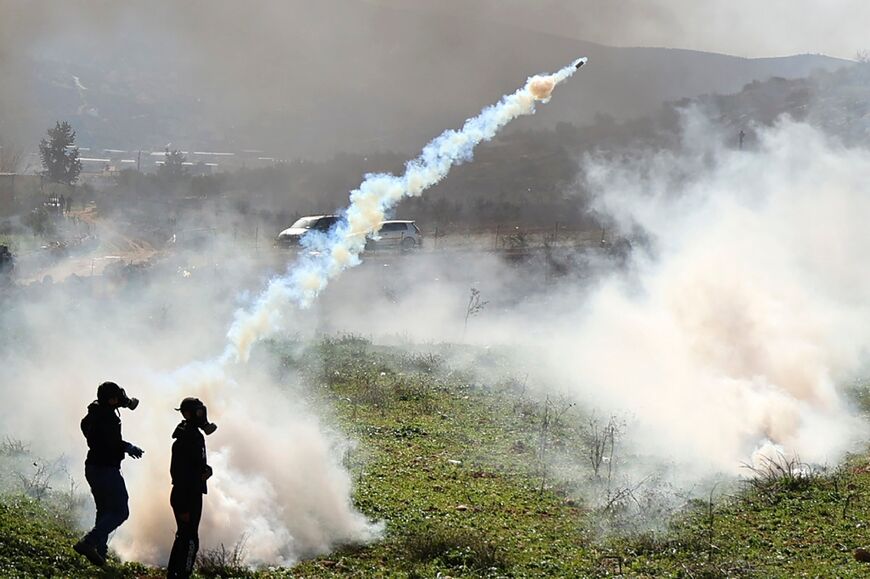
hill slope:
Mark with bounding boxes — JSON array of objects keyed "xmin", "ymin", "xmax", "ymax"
[{"xmin": 1, "ymin": 1, "xmax": 850, "ymax": 157}]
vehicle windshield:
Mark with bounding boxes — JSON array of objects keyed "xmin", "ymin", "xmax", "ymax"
[{"xmin": 290, "ymin": 217, "xmax": 320, "ymax": 229}]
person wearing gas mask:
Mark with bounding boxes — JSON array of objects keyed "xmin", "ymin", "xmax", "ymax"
[
  {"xmin": 167, "ymin": 397, "xmax": 217, "ymax": 579},
  {"xmin": 74, "ymin": 381, "xmax": 144, "ymax": 567}
]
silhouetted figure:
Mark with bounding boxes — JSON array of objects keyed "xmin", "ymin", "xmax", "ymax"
[
  {"xmin": 166, "ymin": 398, "xmax": 217, "ymax": 579},
  {"xmin": 0, "ymin": 245, "xmax": 13, "ymax": 279},
  {"xmin": 59, "ymin": 194, "xmax": 66, "ymax": 214},
  {"xmin": 739, "ymin": 129, "xmax": 746, "ymax": 150},
  {"xmin": 74, "ymin": 382, "xmax": 143, "ymax": 567},
  {"xmin": 66, "ymin": 196, "xmax": 73, "ymax": 213}
]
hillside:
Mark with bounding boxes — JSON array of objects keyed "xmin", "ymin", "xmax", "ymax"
[{"xmin": 0, "ymin": 1, "xmax": 850, "ymax": 158}]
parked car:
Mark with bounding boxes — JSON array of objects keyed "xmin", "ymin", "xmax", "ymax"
[
  {"xmin": 367, "ymin": 220, "xmax": 423, "ymax": 251},
  {"xmin": 276, "ymin": 215, "xmax": 340, "ymax": 248}
]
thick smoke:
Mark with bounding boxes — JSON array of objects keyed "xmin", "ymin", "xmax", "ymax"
[
  {"xmin": 562, "ymin": 112, "xmax": 870, "ymax": 472},
  {"xmin": 0, "ymin": 246, "xmax": 382, "ymax": 565},
  {"xmin": 301, "ymin": 112, "xmax": 870, "ymax": 481}
]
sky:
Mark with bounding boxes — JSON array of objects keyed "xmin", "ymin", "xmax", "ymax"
[{"xmin": 376, "ymin": 0, "xmax": 868, "ymax": 60}]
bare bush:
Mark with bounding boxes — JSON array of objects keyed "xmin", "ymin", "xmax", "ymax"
[
  {"xmin": 0, "ymin": 436, "xmax": 30, "ymax": 457},
  {"xmin": 462, "ymin": 287, "xmax": 488, "ymax": 337},
  {"xmin": 536, "ymin": 395, "xmax": 576, "ymax": 492},
  {"xmin": 16, "ymin": 458, "xmax": 64, "ymax": 501},
  {"xmin": 581, "ymin": 414, "xmax": 621, "ymax": 479},
  {"xmin": 742, "ymin": 452, "xmax": 822, "ymax": 502},
  {"xmin": 197, "ymin": 537, "xmax": 252, "ymax": 578},
  {"xmin": 49, "ymin": 470, "xmax": 87, "ymax": 530}
]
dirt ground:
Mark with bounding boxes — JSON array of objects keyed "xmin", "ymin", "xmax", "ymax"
[{"xmin": 14, "ymin": 205, "xmax": 158, "ymax": 284}]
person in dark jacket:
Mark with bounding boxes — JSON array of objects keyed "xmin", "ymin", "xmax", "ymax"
[
  {"xmin": 166, "ymin": 397, "xmax": 217, "ymax": 579},
  {"xmin": 74, "ymin": 381, "xmax": 143, "ymax": 567}
]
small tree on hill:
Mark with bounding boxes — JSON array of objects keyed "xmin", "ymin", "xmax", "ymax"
[
  {"xmin": 38, "ymin": 121, "xmax": 81, "ymax": 185},
  {"xmin": 159, "ymin": 149, "xmax": 189, "ymax": 182}
]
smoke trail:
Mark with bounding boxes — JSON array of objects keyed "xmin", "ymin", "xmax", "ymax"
[{"xmin": 226, "ymin": 58, "xmax": 587, "ymax": 361}]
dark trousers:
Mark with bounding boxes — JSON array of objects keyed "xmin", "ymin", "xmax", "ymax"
[
  {"xmin": 166, "ymin": 486, "xmax": 203, "ymax": 579},
  {"xmin": 82, "ymin": 464, "xmax": 129, "ymax": 557}
]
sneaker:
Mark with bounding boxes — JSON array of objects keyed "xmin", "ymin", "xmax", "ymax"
[{"xmin": 73, "ymin": 539, "xmax": 106, "ymax": 567}]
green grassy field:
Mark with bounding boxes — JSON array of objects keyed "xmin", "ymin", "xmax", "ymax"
[{"xmin": 2, "ymin": 337, "xmax": 870, "ymax": 578}]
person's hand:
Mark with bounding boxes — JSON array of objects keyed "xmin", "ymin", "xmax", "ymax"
[
  {"xmin": 125, "ymin": 443, "xmax": 144, "ymax": 459},
  {"xmin": 202, "ymin": 465, "xmax": 213, "ymax": 481}
]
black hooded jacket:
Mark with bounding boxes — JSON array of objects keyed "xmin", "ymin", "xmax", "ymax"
[
  {"xmin": 170, "ymin": 421, "xmax": 210, "ymax": 495},
  {"xmin": 80, "ymin": 401, "xmax": 127, "ymax": 468}
]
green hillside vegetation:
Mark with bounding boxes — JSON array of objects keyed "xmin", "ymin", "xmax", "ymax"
[
  {"xmin": 2, "ymin": 337, "xmax": 870, "ymax": 577},
  {"xmin": 79, "ymin": 63, "xmax": 870, "ymax": 239}
]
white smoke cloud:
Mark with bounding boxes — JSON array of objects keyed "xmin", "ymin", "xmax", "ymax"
[
  {"xmin": 301, "ymin": 111, "xmax": 870, "ymax": 482},
  {"xmin": 562, "ymin": 113, "xmax": 870, "ymax": 472},
  {"xmin": 0, "ymin": 249, "xmax": 382, "ymax": 566}
]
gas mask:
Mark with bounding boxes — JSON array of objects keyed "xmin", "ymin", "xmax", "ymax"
[
  {"xmin": 97, "ymin": 381, "xmax": 139, "ymax": 410},
  {"xmin": 193, "ymin": 405, "xmax": 218, "ymax": 435},
  {"xmin": 118, "ymin": 388, "xmax": 139, "ymax": 410},
  {"xmin": 178, "ymin": 397, "xmax": 218, "ymax": 435}
]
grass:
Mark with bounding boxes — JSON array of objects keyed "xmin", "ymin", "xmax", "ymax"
[
  {"xmin": 402, "ymin": 525, "xmax": 510, "ymax": 572},
  {"xmin": 0, "ymin": 495, "xmax": 155, "ymax": 578},
  {"xmin": 3, "ymin": 337, "xmax": 870, "ymax": 577}
]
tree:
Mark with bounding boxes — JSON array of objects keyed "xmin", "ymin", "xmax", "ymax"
[
  {"xmin": 38, "ymin": 121, "xmax": 81, "ymax": 185},
  {"xmin": 159, "ymin": 149, "xmax": 189, "ymax": 182}
]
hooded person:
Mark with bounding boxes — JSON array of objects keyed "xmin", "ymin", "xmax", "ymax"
[
  {"xmin": 74, "ymin": 381, "xmax": 144, "ymax": 567},
  {"xmin": 166, "ymin": 397, "xmax": 216, "ymax": 579}
]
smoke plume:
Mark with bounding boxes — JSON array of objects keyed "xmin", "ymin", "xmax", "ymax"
[
  {"xmin": 562, "ymin": 112, "xmax": 870, "ymax": 473},
  {"xmin": 226, "ymin": 58, "xmax": 586, "ymax": 361},
  {"xmin": 295, "ymin": 111, "xmax": 870, "ymax": 483},
  {"xmin": 0, "ymin": 248, "xmax": 383, "ymax": 565}
]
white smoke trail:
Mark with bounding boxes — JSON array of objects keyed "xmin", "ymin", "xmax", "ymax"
[{"xmin": 226, "ymin": 58, "xmax": 587, "ymax": 361}]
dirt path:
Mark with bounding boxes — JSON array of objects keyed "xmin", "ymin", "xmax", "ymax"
[{"xmin": 17, "ymin": 206, "xmax": 159, "ymax": 283}]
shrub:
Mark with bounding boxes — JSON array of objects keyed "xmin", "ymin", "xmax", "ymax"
[
  {"xmin": 742, "ymin": 453, "xmax": 822, "ymax": 502},
  {"xmin": 403, "ymin": 525, "xmax": 510, "ymax": 572},
  {"xmin": 197, "ymin": 539, "xmax": 253, "ymax": 579}
]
